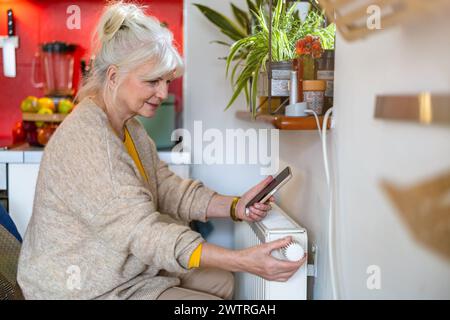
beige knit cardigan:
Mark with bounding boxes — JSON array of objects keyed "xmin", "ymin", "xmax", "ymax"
[{"xmin": 17, "ymin": 97, "xmax": 215, "ymax": 300}]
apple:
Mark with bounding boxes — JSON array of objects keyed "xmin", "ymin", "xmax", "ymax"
[
  {"xmin": 12, "ymin": 121, "xmax": 26, "ymax": 143},
  {"xmin": 20, "ymin": 96, "xmax": 39, "ymax": 113},
  {"xmin": 13, "ymin": 120, "xmax": 23, "ymax": 130},
  {"xmin": 35, "ymin": 107, "xmax": 53, "ymax": 128},
  {"xmin": 37, "ymin": 126, "xmax": 56, "ymax": 146},
  {"xmin": 22, "ymin": 121, "xmax": 37, "ymax": 132},
  {"xmin": 26, "ymin": 129, "xmax": 39, "ymax": 146},
  {"xmin": 13, "ymin": 127, "xmax": 26, "ymax": 143},
  {"xmin": 58, "ymin": 99, "xmax": 74, "ymax": 114},
  {"xmin": 37, "ymin": 97, "xmax": 55, "ymax": 112}
]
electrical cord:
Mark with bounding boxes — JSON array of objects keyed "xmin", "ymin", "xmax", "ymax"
[
  {"xmin": 304, "ymin": 109, "xmax": 322, "ymax": 139},
  {"xmin": 306, "ymin": 107, "xmax": 339, "ymax": 299},
  {"xmin": 322, "ymin": 107, "xmax": 339, "ymax": 300}
]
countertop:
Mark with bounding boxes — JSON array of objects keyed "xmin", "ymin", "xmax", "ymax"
[{"xmin": 0, "ymin": 143, "xmax": 190, "ymax": 165}]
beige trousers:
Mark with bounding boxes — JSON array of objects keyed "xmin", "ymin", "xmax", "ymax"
[{"xmin": 157, "ymin": 268, "xmax": 234, "ymax": 300}]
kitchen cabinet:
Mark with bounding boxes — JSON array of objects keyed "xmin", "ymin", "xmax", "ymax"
[
  {"xmin": 0, "ymin": 163, "xmax": 7, "ymax": 210},
  {"xmin": 8, "ymin": 163, "xmax": 40, "ymax": 237},
  {"xmin": 0, "ymin": 163, "xmax": 6, "ymax": 190}
]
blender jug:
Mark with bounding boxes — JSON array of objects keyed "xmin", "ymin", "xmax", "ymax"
[{"xmin": 31, "ymin": 41, "xmax": 77, "ymax": 97}]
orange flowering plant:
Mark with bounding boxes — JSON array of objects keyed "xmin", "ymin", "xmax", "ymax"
[{"xmin": 295, "ymin": 35, "xmax": 323, "ymax": 58}]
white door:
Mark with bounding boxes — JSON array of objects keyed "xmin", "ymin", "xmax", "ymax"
[{"xmin": 8, "ymin": 163, "xmax": 40, "ymax": 237}]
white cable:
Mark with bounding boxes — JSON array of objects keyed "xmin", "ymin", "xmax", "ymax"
[
  {"xmin": 322, "ymin": 109, "xmax": 332, "ymax": 187},
  {"xmin": 321, "ymin": 107, "xmax": 339, "ymax": 300},
  {"xmin": 304, "ymin": 109, "xmax": 322, "ymax": 139},
  {"xmin": 302, "ymin": 108, "xmax": 339, "ymax": 298}
]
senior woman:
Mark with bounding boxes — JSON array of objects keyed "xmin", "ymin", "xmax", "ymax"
[{"xmin": 17, "ymin": 2, "xmax": 305, "ymax": 300}]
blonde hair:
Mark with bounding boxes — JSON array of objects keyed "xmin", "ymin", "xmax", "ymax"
[{"xmin": 76, "ymin": 1, "xmax": 183, "ymax": 102}]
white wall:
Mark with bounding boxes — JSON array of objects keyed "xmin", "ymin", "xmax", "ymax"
[
  {"xmin": 332, "ymin": 12, "xmax": 450, "ymax": 299},
  {"xmin": 184, "ymin": 0, "xmax": 263, "ymax": 249},
  {"xmin": 184, "ymin": 0, "xmax": 450, "ymax": 299}
]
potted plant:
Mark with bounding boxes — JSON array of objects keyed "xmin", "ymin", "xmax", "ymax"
[
  {"xmin": 295, "ymin": 34, "xmax": 324, "ymax": 80},
  {"xmin": 193, "ymin": 1, "xmax": 268, "ymax": 60},
  {"xmin": 195, "ymin": 1, "xmax": 335, "ymax": 117},
  {"xmin": 194, "ymin": 1, "xmax": 269, "ymax": 114}
]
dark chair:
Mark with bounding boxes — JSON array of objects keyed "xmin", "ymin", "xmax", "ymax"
[
  {"xmin": 0, "ymin": 204, "xmax": 24, "ymax": 300},
  {"xmin": 0, "ymin": 204, "xmax": 22, "ymax": 243}
]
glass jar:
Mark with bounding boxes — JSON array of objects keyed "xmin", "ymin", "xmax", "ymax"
[
  {"xmin": 292, "ymin": 55, "xmax": 316, "ymax": 104},
  {"xmin": 315, "ymin": 49, "xmax": 335, "ymax": 112},
  {"xmin": 303, "ymin": 80, "xmax": 326, "ymax": 114},
  {"xmin": 301, "ymin": 55, "xmax": 315, "ymax": 80}
]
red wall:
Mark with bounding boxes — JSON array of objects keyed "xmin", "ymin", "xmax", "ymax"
[{"xmin": 0, "ymin": 0, "xmax": 183, "ymax": 143}]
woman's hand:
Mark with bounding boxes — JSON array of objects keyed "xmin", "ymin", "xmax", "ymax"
[
  {"xmin": 236, "ymin": 176, "xmax": 275, "ymax": 222},
  {"xmin": 235, "ymin": 237, "xmax": 307, "ymax": 282}
]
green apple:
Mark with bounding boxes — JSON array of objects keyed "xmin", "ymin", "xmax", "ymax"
[
  {"xmin": 20, "ymin": 96, "xmax": 39, "ymax": 113},
  {"xmin": 36, "ymin": 107, "xmax": 53, "ymax": 128},
  {"xmin": 58, "ymin": 99, "xmax": 74, "ymax": 114}
]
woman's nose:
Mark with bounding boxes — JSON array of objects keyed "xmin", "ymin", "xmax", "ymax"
[{"xmin": 156, "ymin": 82, "xmax": 169, "ymax": 100}]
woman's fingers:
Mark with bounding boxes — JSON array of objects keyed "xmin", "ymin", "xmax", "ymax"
[
  {"xmin": 269, "ymin": 257, "xmax": 307, "ymax": 281},
  {"xmin": 266, "ymin": 237, "xmax": 292, "ymax": 253},
  {"xmin": 246, "ymin": 202, "xmax": 272, "ymax": 221},
  {"xmin": 249, "ymin": 206, "xmax": 266, "ymax": 219},
  {"xmin": 245, "ymin": 239, "xmax": 306, "ymax": 282},
  {"xmin": 247, "ymin": 210, "xmax": 264, "ymax": 221},
  {"xmin": 262, "ymin": 261, "xmax": 302, "ymax": 281},
  {"xmin": 255, "ymin": 202, "xmax": 271, "ymax": 211}
]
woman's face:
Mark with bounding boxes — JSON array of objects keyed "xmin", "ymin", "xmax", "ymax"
[{"xmin": 116, "ymin": 60, "xmax": 174, "ymax": 118}]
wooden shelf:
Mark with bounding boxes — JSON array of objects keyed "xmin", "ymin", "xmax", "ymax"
[
  {"xmin": 22, "ymin": 112, "xmax": 67, "ymax": 122},
  {"xmin": 235, "ymin": 111, "xmax": 331, "ymax": 130}
]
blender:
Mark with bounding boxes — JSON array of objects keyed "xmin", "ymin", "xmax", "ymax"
[
  {"xmin": 31, "ymin": 41, "xmax": 77, "ymax": 98},
  {"xmin": 26, "ymin": 41, "xmax": 77, "ymax": 146}
]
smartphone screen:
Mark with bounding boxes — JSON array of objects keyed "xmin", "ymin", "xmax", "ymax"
[{"xmin": 246, "ymin": 167, "xmax": 292, "ymax": 208}]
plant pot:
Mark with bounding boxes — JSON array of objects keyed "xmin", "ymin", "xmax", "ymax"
[
  {"xmin": 258, "ymin": 61, "xmax": 293, "ymax": 97},
  {"xmin": 292, "ymin": 55, "xmax": 317, "ymax": 103},
  {"xmin": 300, "ymin": 55, "xmax": 315, "ymax": 80}
]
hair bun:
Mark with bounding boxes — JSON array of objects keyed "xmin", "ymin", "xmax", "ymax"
[
  {"xmin": 97, "ymin": 2, "xmax": 141, "ymax": 43},
  {"xmin": 77, "ymin": 1, "xmax": 183, "ymax": 103}
]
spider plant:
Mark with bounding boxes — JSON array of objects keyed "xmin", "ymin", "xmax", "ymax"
[
  {"xmin": 193, "ymin": 1, "xmax": 268, "ymax": 56},
  {"xmin": 225, "ymin": 1, "xmax": 335, "ymax": 116},
  {"xmin": 193, "ymin": 0, "xmax": 270, "ymax": 116}
]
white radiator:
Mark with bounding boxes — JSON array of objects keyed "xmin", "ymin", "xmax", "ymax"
[{"xmin": 234, "ymin": 203, "xmax": 308, "ymax": 300}]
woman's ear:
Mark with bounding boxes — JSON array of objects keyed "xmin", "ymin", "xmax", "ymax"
[{"xmin": 106, "ymin": 65, "xmax": 119, "ymax": 88}]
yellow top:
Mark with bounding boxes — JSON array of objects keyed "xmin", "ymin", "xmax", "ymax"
[
  {"xmin": 124, "ymin": 127, "xmax": 149, "ymax": 183},
  {"xmin": 187, "ymin": 242, "xmax": 203, "ymax": 269},
  {"xmin": 123, "ymin": 126, "xmax": 202, "ymax": 269}
]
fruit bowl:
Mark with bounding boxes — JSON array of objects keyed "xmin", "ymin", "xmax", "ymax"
[
  {"xmin": 21, "ymin": 97, "xmax": 72, "ymax": 122},
  {"xmin": 22, "ymin": 112, "xmax": 67, "ymax": 122}
]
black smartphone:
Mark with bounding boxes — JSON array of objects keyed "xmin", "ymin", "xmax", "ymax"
[{"xmin": 246, "ymin": 166, "xmax": 292, "ymax": 209}]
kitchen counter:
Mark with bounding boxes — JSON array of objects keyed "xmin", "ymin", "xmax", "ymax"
[{"xmin": 0, "ymin": 143, "xmax": 190, "ymax": 164}]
